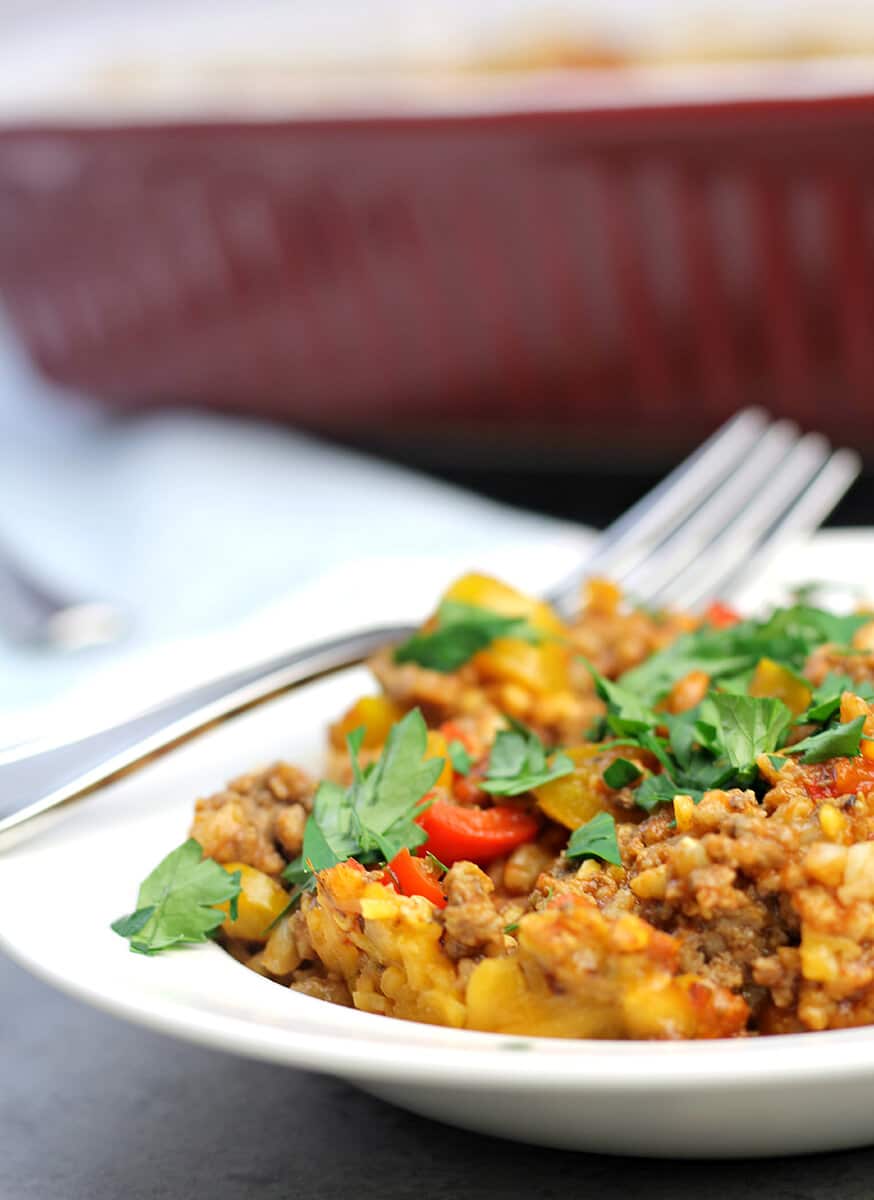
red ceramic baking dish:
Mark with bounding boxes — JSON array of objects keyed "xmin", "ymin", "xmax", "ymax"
[{"xmin": 3, "ymin": 60, "xmax": 874, "ymax": 454}]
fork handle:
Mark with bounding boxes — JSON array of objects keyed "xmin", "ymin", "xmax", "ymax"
[{"xmin": 0, "ymin": 622, "xmax": 413, "ymax": 842}]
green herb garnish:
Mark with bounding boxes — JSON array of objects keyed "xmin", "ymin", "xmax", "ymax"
[
  {"xmin": 282, "ymin": 708, "xmax": 442, "ymax": 890},
  {"xmin": 590, "ymin": 657, "xmax": 798, "ymax": 806},
  {"xmin": 619, "ymin": 605, "xmax": 870, "ymax": 707},
  {"xmin": 393, "ymin": 600, "xmax": 543, "ymax": 673},
  {"xmin": 425, "ymin": 851, "xmax": 449, "ymax": 875},
  {"xmin": 447, "ymin": 739, "xmax": 473, "ymax": 775},
  {"xmin": 633, "ymin": 774, "xmax": 697, "ymax": 812},
  {"xmin": 603, "ymin": 758, "xmax": 643, "ymax": 789},
  {"xmin": 576, "ymin": 603, "xmax": 874, "ymax": 812},
  {"xmin": 111, "ymin": 839, "xmax": 241, "ymax": 955},
  {"xmin": 784, "ymin": 716, "xmax": 867, "ymax": 764},
  {"xmin": 584, "ymin": 665, "xmax": 657, "ymax": 736},
  {"xmin": 480, "ymin": 722, "xmax": 574, "ymax": 797},
  {"xmin": 802, "ymin": 673, "xmax": 874, "ymax": 725},
  {"xmin": 566, "ymin": 811, "xmax": 622, "ymax": 866},
  {"xmin": 702, "ymin": 694, "xmax": 793, "ymax": 782}
]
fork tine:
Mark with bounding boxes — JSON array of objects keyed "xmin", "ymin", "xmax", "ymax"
[
  {"xmin": 617, "ymin": 420, "xmax": 803, "ymax": 599},
  {"xmin": 638, "ymin": 430, "xmax": 826, "ymax": 607},
  {"xmin": 653, "ymin": 445, "xmax": 861, "ymax": 609},
  {"xmin": 742, "ymin": 447, "xmax": 861, "ymax": 553},
  {"xmin": 547, "ymin": 407, "xmax": 769, "ymax": 617}
]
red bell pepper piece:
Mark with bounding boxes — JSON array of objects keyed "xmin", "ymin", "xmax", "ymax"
[
  {"xmin": 417, "ymin": 799, "xmax": 539, "ymax": 866},
  {"xmin": 704, "ymin": 600, "xmax": 741, "ymax": 629},
  {"xmin": 383, "ymin": 847, "xmax": 446, "ymax": 908}
]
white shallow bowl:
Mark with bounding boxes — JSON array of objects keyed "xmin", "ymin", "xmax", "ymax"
[{"xmin": 4, "ymin": 530, "xmax": 874, "ymax": 1159}]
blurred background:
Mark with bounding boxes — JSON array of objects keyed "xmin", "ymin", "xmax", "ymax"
[{"xmin": 2, "ymin": 0, "xmax": 874, "ymax": 742}]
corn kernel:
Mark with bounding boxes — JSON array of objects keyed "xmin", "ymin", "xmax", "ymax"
[
  {"xmin": 629, "ymin": 865, "xmax": 668, "ymax": 900},
  {"xmin": 840, "ymin": 843, "xmax": 874, "ymax": 901},
  {"xmin": 504, "ymin": 842, "xmax": 554, "ymax": 895},
  {"xmin": 673, "ymin": 794, "xmax": 695, "ymax": 833},
  {"xmin": 672, "ymin": 836, "xmax": 709, "ymax": 876},
  {"xmin": 360, "ymin": 898, "xmax": 400, "ymax": 921},
  {"xmin": 798, "ymin": 998, "xmax": 830, "ymax": 1032},
  {"xmin": 800, "ymin": 935, "xmax": 838, "ymax": 982},
  {"xmin": 818, "ymin": 804, "xmax": 847, "ymax": 841},
  {"xmin": 800, "ymin": 930, "xmax": 859, "ymax": 982},
  {"xmin": 803, "ymin": 842, "xmax": 848, "ymax": 887}
]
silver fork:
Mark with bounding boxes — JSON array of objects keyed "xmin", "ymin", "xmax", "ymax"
[{"xmin": 0, "ymin": 409, "xmax": 859, "ymax": 843}]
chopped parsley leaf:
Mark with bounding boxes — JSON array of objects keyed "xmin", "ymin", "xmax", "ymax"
[
  {"xmin": 282, "ymin": 708, "xmax": 443, "ymax": 889},
  {"xmin": 480, "ymin": 723, "xmax": 574, "ymax": 797},
  {"xmin": 394, "ymin": 599, "xmax": 543, "ymax": 673},
  {"xmin": 618, "ymin": 605, "xmax": 870, "ymax": 707},
  {"xmin": 566, "ymin": 811, "xmax": 622, "ymax": 866},
  {"xmin": 583, "ymin": 662, "xmax": 656, "ymax": 736},
  {"xmin": 111, "ymin": 839, "xmax": 241, "ymax": 955},
  {"xmin": 590, "ymin": 666, "xmax": 795, "ymax": 808},
  {"xmin": 703, "ymin": 694, "xmax": 793, "ymax": 782},
  {"xmin": 447, "ymin": 739, "xmax": 473, "ymax": 775},
  {"xmin": 784, "ymin": 716, "xmax": 866, "ymax": 764},
  {"xmin": 603, "ymin": 757, "xmax": 643, "ymax": 789},
  {"xmin": 425, "ymin": 851, "xmax": 449, "ymax": 875},
  {"xmin": 802, "ymin": 673, "xmax": 874, "ymax": 725},
  {"xmin": 634, "ymin": 773, "xmax": 701, "ymax": 812}
]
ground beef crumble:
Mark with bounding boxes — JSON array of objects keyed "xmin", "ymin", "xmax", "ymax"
[{"xmin": 190, "ymin": 762, "xmax": 314, "ymax": 876}]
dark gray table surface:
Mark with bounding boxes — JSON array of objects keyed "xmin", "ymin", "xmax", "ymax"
[{"xmin": 4, "ymin": 950, "xmax": 874, "ymax": 1200}]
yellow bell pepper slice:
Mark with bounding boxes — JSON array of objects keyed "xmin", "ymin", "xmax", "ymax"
[
  {"xmin": 219, "ymin": 863, "xmax": 290, "ymax": 942},
  {"xmin": 473, "ymin": 637, "xmax": 570, "ymax": 695},
  {"xmin": 442, "ymin": 572, "xmax": 566, "ymax": 638},
  {"xmin": 425, "ymin": 729, "xmax": 453, "ymax": 790},
  {"xmin": 748, "ymin": 658, "xmax": 811, "ymax": 716},
  {"xmin": 442, "ymin": 573, "xmax": 570, "ymax": 693},
  {"xmin": 532, "ymin": 745, "xmax": 608, "ymax": 829},
  {"xmin": 335, "ymin": 694, "xmax": 405, "ymax": 749}
]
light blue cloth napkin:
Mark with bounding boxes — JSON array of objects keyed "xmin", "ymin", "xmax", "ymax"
[{"xmin": 0, "ymin": 323, "xmax": 588, "ymax": 744}]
